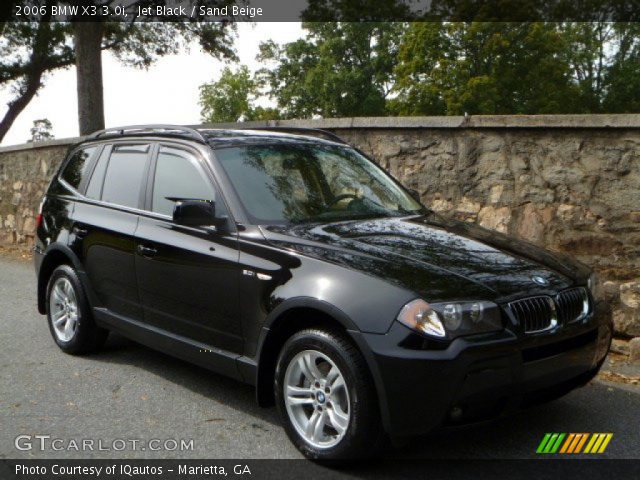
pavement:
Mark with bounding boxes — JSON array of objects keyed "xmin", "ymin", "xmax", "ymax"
[{"xmin": 0, "ymin": 255, "xmax": 639, "ymax": 460}]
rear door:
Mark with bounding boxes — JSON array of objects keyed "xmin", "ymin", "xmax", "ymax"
[
  {"xmin": 134, "ymin": 143, "xmax": 242, "ymax": 353},
  {"xmin": 72, "ymin": 142, "xmax": 152, "ymax": 320}
]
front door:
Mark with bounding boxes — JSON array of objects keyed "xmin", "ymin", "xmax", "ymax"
[{"xmin": 134, "ymin": 144, "xmax": 242, "ymax": 353}]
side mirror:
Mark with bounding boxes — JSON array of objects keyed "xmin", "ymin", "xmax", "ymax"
[{"xmin": 172, "ymin": 199, "xmax": 227, "ymax": 231}]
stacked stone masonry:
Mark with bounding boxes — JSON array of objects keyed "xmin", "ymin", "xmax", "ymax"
[{"xmin": 1, "ymin": 115, "xmax": 638, "ymax": 336}]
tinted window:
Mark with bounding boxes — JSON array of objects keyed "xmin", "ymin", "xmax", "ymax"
[
  {"xmin": 216, "ymin": 144, "xmax": 421, "ymax": 224},
  {"xmin": 85, "ymin": 147, "xmax": 110, "ymax": 200},
  {"xmin": 60, "ymin": 147, "xmax": 97, "ymax": 190},
  {"xmin": 152, "ymin": 146, "xmax": 215, "ymax": 216},
  {"xmin": 101, "ymin": 144, "xmax": 150, "ymax": 208}
]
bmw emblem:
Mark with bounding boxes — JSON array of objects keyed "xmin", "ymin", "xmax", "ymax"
[{"xmin": 532, "ymin": 275, "xmax": 549, "ymax": 286}]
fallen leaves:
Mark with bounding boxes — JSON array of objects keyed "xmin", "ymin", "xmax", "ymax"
[{"xmin": 598, "ymin": 370, "xmax": 640, "ymax": 385}]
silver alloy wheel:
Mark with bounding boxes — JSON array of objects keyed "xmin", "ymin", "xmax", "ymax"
[
  {"xmin": 49, "ymin": 277, "xmax": 79, "ymax": 342},
  {"xmin": 283, "ymin": 349, "xmax": 350, "ymax": 449}
]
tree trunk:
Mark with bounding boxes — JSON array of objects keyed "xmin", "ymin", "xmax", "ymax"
[
  {"xmin": 74, "ymin": 22, "xmax": 105, "ymax": 135},
  {"xmin": 0, "ymin": 70, "xmax": 44, "ymax": 142}
]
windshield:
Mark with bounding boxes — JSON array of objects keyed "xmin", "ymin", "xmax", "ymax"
[{"xmin": 215, "ymin": 143, "xmax": 423, "ymax": 224}]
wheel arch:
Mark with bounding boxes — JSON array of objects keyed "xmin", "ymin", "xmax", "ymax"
[
  {"xmin": 254, "ymin": 297, "xmax": 390, "ymax": 430},
  {"xmin": 37, "ymin": 244, "xmax": 83, "ymax": 314}
]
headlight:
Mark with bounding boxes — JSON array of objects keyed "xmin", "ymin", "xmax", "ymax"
[
  {"xmin": 588, "ymin": 272, "xmax": 602, "ymax": 301},
  {"xmin": 397, "ymin": 299, "xmax": 502, "ymax": 339},
  {"xmin": 397, "ymin": 299, "xmax": 446, "ymax": 338}
]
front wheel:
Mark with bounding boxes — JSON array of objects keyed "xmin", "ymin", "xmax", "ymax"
[{"xmin": 275, "ymin": 329, "xmax": 383, "ymax": 460}]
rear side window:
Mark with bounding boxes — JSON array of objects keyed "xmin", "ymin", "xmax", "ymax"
[
  {"xmin": 85, "ymin": 147, "xmax": 110, "ymax": 200},
  {"xmin": 101, "ymin": 144, "xmax": 150, "ymax": 208},
  {"xmin": 59, "ymin": 146, "xmax": 97, "ymax": 190},
  {"xmin": 151, "ymin": 146, "xmax": 215, "ymax": 216}
]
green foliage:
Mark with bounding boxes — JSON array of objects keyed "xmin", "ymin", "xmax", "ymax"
[
  {"xmin": 246, "ymin": 106, "xmax": 282, "ymax": 121},
  {"xmin": 392, "ymin": 22, "xmax": 640, "ymax": 115},
  {"xmin": 391, "ymin": 22, "xmax": 583, "ymax": 115},
  {"xmin": 199, "ymin": 65, "xmax": 282, "ymax": 123},
  {"xmin": 256, "ymin": 22, "xmax": 405, "ymax": 118},
  {"xmin": 253, "ymin": 21, "xmax": 639, "ymax": 118},
  {"xmin": 559, "ymin": 22, "xmax": 640, "ymax": 113},
  {"xmin": 103, "ymin": 22, "xmax": 236, "ymax": 69},
  {"xmin": 300, "ymin": 0, "xmax": 411, "ymax": 22},
  {"xmin": 200, "ymin": 66, "xmax": 255, "ymax": 123}
]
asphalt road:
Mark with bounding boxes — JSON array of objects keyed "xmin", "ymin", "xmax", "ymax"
[{"xmin": 1, "ymin": 256, "xmax": 638, "ymax": 460}]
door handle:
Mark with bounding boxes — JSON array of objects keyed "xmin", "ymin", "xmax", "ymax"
[
  {"xmin": 137, "ymin": 245, "xmax": 158, "ymax": 257},
  {"xmin": 72, "ymin": 226, "xmax": 88, "ymax": 237}
]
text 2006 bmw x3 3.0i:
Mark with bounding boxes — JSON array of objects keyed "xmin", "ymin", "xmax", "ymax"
[{"xmin": 35, "ymin": 125, "xmax": 612, "ymax": 459}]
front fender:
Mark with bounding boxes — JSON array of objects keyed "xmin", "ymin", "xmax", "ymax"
[
  {"xmin": 267, "ymin": 255, "xmax": 416, "ymax": 335},
  {"xmin": 262, "ymin": 296, "xmax": 360, "ymax": 331}
]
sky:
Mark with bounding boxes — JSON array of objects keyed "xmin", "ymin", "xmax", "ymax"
[{"xmin": 0, "ymin": 23, "xmax": 305, "ymax": 147}]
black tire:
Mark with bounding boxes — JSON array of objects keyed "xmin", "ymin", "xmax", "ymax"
[
  {"xmin": 275, "ymin": 328, "xmax": 384, "ymax": 460},
  {"xmin": 46, "ymin": 264, "xmax": 108, "ymax": 354}
]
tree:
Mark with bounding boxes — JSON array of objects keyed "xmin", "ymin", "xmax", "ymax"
[
  {"xmin": 200, "ymin": 66, "xmax": 254, "ymax": 123},
  {"xmin": 0, "ymin": 11, "xmax": 74, "ymax": 142},
  {"xmin": 256, "ymin": 22, "xmax": 405, "ymax": 118},
  {"xmin": 200, "ymin": 66, "xmax": 281, "ymax": 123},
  {"xmin": 74, "ymin": 22, "xmax": 104, "ymax": 135},
  {"xmin": 0, "ymin": 1, "xmax": 237, "ymax": 141},
  {"xmin": 29, "ymin": 118, "xmax": 54, "ymax": 142},
  {"xmin": 602, "ymin": 23, "xmax": 640, "ymax": 113},
  {"xmin": 390, "ymin": 22, "xmax": 640, "ymax": 116},
  {"xmin": 560, "ymin": 22, "xmax": 640, "ymax": 113},
  {"xmin": 247, "ymin": 106, "xmax": 282, "ymax": 121},
  {"xmin": 391, "ymin": 22, "xmax": 582, "ymax": 115},
  {"xmin": 69, "ymin": 0, "xmax": 236, "ymax": 135},
  {"xmin": 69, "ymin": 1, "xmax": 237, "ymax": 135}
]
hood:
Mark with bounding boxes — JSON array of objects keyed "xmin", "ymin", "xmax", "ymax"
[{"xmin": 261, "ymin": 214, "xmax": 589, "ymax": 302}]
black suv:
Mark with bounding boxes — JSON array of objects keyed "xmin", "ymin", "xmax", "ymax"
[{"xmin": 35, "ymin": 125, "xmax": 612, "ymax": 459}]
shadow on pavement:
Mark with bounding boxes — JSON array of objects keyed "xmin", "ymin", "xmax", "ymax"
[
  {"xmin": 88, "ymin": 333, "xmax": 283, "ymax": 429},
  {"xmin": 82, "ymin": 334, "xmax": 634, "ymax": 460}
]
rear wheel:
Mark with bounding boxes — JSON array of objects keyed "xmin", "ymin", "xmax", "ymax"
[
  {"xmin": 46, "ymin": 265, "xmax": 108, "ymax": 354},
  {"xmin": 275, "ymin": 328, "xmax": 383, "ymax": 460}
]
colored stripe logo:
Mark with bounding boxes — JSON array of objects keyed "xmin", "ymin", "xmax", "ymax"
[{"xmin": 536, "ymin": 433, "xmax": 613, "ymax": 454}]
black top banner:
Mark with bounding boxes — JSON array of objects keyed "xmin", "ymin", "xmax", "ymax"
[{"xmin": 2, "ymin": 0, "xmax": 640, "ymax": 23}]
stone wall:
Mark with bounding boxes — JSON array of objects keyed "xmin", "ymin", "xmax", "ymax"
[
  {"xmin": 0, "ymin": 141, "xmax": 70, "ymax": 245},
  {"xmin": 1, "ymin": 115, "xmax": 638, "ymax": 336}
]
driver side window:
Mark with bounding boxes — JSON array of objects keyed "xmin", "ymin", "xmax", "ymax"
[{"xmin": 151, "ymin": 146, "xmax": 216, "ymax": 217}]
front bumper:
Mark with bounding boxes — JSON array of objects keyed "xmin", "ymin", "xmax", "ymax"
[{"xmin": 358, "ymin": 301, "xmax": 612, "ymax": 437}]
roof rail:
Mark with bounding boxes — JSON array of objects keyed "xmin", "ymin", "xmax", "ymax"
[
  {"xmin": 235, "ymin": 126, "xmax": 348, "ymax": 144},
  {"xmin": 87, "ymin": 125, "xmax": 208, "ymax": 144}
]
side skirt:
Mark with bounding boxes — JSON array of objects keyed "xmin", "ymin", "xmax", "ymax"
[{"xmin": 94, "ymin": 308, "xmax": 245, "ymax": 382}]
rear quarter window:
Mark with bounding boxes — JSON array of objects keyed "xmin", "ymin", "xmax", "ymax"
[
  {"xmin": 59, "ymin": 146, "xmax": 98, "ymax": 191},
  {"xmin": 85, "ymin": 146, "xmax": 110, "ymax": 200}
]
